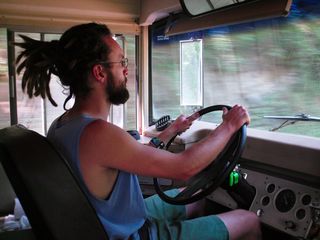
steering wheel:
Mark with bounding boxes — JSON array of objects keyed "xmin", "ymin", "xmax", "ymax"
[{"xmin": 153, "ymin": 105, "xmax": 247, "ymax": 205}]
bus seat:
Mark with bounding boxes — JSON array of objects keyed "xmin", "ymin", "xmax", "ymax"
[
  {"xmin": 0, "ymin": 125, "xmax": 109, "ymax": 240},
  {"xmin": 0, "ymin": 162, "xmax": 15, "ymax": 216}
]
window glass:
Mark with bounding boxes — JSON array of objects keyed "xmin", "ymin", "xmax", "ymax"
[
  {"xmin": 180, "ymin": 39, "xmax": 203, "ymax": 107},
  {"xmin": 0, "ymin": 28, "xmax": 10, "ymax": 129},
  {"xmin": 44, "ymin": 34, "xmax": 136, "ymax": 132},
  {"xmin": 112, "ymin": 35, "xmax": 137, "ymax": 130},
  {"xmin": 44, "ymin": 34, "xmax": 73, "ymax": 134},
  {"xmin": 13, "ymin": 33, "xmax": 136, "ymax": 134},
  {"xmin": 3, "ymin": 30, "xmax": 137, "ymax": 134},
  {"xmin": 15, "ymin": 33, "xmax": 44, "ymax": 134},
  {"xmin": 150, "ymin": 0, "xmax": 320, "ymax": 138},
  {"xmin": 124, "ymin": 35, "xmax": 137, "ymax": 130}
]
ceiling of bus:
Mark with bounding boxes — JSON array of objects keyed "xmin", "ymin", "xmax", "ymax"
[
  {"xmin": 0, "ymin": 0, "xmax": 140, "ymax": 34},
  {"xmin": 0, "ymin": 0, "xmax": 294, "ymax": 35}
]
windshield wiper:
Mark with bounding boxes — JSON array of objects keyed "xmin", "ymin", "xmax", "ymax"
[
  {"xmin": 263, "ymin": 113, "xmax": 320, "ymax": 131},
  {"xmin": 264, "ymin": 113, "xmax": 320, "ymax": 122}
]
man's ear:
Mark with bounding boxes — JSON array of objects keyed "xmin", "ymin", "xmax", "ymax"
[{"xmin": 92, "ymin": 64, "xmax": 106, "ymax": 83}]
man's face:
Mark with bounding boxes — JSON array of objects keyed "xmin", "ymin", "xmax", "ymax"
[{"xmin": 103, "ymin": 37, "xmax": 129, "ymax": 105}]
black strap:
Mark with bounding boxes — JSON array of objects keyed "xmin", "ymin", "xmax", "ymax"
[
  {"xmin": 132, "ymin": 219, "xmax": 150, "ymax": 240},
  {"xmin": 138, "ymin": 219, "xmax": 150, "ymax": 240}
]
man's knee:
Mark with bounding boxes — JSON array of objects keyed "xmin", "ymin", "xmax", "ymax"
[
  {"xmin": 238, "ymin": 209, "xmax": 261, "ymax": 239},
  {"xmin": 240, "ymin": 209, "xmax": 259, "ymax": 225},
  {"xmin": 230, "ymin": 209, "xmax": 261, "ymax": 240},
  {"xmin": 236, "ymin": 209, "xmax": 259, "ymax": 226}
]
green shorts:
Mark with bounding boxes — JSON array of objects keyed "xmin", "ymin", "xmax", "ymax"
[{"xmin": 144, "ymin": 189, "xmax": 229, "ymax": 240}]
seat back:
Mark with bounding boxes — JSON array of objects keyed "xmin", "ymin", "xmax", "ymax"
[
  {"xmin": 0, "ymin": 125, "xmax": 109, "ymax": 240},
  {"xmin": 0, "ymin": 162, "xmax": 15, "ymax": 216}
]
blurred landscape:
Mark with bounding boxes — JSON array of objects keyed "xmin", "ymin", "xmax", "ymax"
[{"xmin": 151, "ymin": 11, "xmax": 320, "ymax": 138}]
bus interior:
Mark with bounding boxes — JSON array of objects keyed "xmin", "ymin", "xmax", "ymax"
[{"xmin": 0, "ymin": 0, "xmax": 319, "ymax": 239}]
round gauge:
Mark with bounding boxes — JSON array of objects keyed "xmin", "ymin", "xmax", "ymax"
[
  {"xmin": 261, "ymin": 196, "xmax": 270, "ymax": 206},
  {"xmin": 296, "ymin": 208, "xmax": 306, "ymax": 220},
  {"xmin": 266, "ymin": 183, "xmax": 276, "ymax": 193},
  {"xmin": 301, "ymin": 194, "xmax": 312, "ymax": 205},
  {"xmin": 275, "ymin": 189, "xmax": 296, "ymax": 213}
]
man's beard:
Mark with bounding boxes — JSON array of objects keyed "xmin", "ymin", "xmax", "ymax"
[{"xmin": 106, "ymin": 74, "xmax": 130, "ymax": 105}]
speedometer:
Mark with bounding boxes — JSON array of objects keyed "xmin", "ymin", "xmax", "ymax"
[{"xmin": 275, "ymin": 189, "xmax": 296, "ymax": 213}]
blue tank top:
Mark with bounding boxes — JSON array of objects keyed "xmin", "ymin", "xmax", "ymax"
[{"xmin": 47, "ymin": 114, "xmax": 148, "ymax": 240}]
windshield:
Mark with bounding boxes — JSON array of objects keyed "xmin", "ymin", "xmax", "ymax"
[{"xmin": 150, "ymin": 0, "xmax": 320, "ymax": 138}]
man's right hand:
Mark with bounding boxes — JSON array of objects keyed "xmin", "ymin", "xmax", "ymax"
[{"xmin": 222, "ymin": 105, "xmax": 250, "ymax": 133}]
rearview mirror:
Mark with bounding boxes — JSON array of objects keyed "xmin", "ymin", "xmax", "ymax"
[{"xmin": 180, "ymin": 0, "xmax": 257, "ymax": 17}]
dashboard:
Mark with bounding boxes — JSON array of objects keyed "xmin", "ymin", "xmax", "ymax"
[
  {"xmin": 140, "ymin": 163, "xmax": 320, "ymax": 239},
  {"xmin": 143, "ymin": 121, "xmax": 320, "ymax": 239},
  {"xmin": 231, "ymin": 167, "xmax": 319, "ymax": 239}
]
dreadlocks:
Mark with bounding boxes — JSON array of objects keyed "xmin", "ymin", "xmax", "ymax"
[{"xmin": 15, "ymin": 22, "xmax": 112, "ymax": 110}]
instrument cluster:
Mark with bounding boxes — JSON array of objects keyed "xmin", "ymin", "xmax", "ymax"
[{"xmin": 243, "ymin": 168, "xmax": 320, "ymax": 239}]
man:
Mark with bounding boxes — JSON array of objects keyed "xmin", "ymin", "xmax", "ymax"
[{"xmin": 16, "ymin": 22, "xmax": 261, "ymax": 240}]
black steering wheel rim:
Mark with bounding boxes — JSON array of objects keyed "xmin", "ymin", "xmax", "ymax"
[{"xmin": 153, "ymin": 105, "xmax": 247, "ymax": 205}]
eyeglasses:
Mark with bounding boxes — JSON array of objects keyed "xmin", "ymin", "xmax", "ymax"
[{"xmin": 99, "ymin": 58, "xmax": 128, "ymax": 68}]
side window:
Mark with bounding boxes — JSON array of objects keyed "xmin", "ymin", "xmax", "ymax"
[
  {"xmin": 44, "ymin": 34, "xmax": 73, "ymax": 133},
  {"xmin": 0, "ymin": 30, "xmax": 138, "ymax": 134},
  {"xmin": 111, "ymin": 35, "xmax": 137, "ymax": 130},
  {"xmin": 0, "ymin": 29, "xmax": 10, "ymax": 129},
  {"xmin": 14, "ymin": 33, "xmax": 44, "ymax": 134},
  {"xmin": 14, "ymin": 33, "xmax": 69, "ymax": 135}
]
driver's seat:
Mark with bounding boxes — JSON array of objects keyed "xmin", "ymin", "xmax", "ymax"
[{"xmin": 0, "ymin": 125, "xmax": 109, "ymax": 240}]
